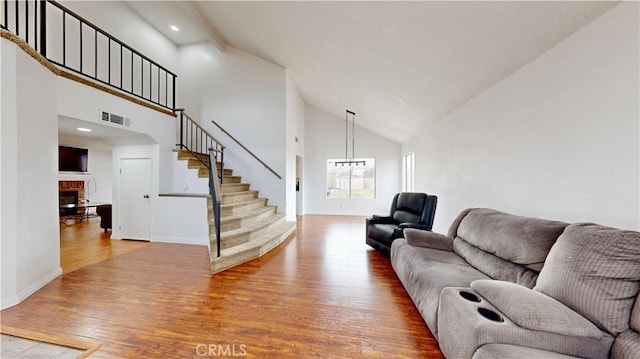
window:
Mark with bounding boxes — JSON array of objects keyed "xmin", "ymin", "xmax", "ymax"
[
  {"xmin": 326, "ymin": 158, "xmax": 375, "ymax": 199},
  {"xmin": 402, "ymin": 152, "xmax": 415, "ymax": 192}
]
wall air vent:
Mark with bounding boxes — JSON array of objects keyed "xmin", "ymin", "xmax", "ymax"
[{"xmin": 101, "ymin": 111, "xmax": 131, "ymax": 127}]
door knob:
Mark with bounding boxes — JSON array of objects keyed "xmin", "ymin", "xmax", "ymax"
[{"xmin": 143, "ymin": 195, "xmax": 150, "ymax": 199}]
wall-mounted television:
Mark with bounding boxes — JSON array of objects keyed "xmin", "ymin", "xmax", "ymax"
[{"xmin": 59, "ymin": 146, "xmax": 88, "ymax": 173}]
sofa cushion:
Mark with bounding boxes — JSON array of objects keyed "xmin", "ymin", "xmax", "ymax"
[
  {"xmin": 454, "ymin": 208, "xmax": 568, "ymax": 271},
  {"xmin": 453, "ymin": 237, "xmax": 539, "ymax": 288},
  {"xmin": 391, "ymin": 239, "xmax": 489, "ymax": 338},
  {"xmin": 471, "ymin": 280, "xmax": 603, "ymax": 338},
  {"xmin": 534, "ymin": 223, "xmax": 640, "ymax": 335}
]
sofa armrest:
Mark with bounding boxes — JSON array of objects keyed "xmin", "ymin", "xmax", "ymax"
[
  {"xmin": 474, "ymin": 344, "xmax": 584, "ymax": 359},
  {"xmin": 403, "ymin": 228, "xmax": 453, "ymax": 251},
  {"xmin": 437, "ymin": 286, "xmax": 612, "ymax": 359},
  {"xmin": 470, "ymin": 280, "xmax": 603, "ymax": 338}
]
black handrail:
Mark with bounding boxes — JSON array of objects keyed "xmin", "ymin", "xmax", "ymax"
[
  {"xmin": 208, "ymin": 148, "xmax": 222, "ymax": 258},
  {"xmin": 1, "ymin": 0, "xmax": 176, "ymax": 110},
  {"xmin": 210, "ymin": 119, "xmax": 282, "ymax": 179}
]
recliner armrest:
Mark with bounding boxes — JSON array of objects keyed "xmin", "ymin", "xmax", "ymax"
[
  {"xmin": 367, "ymin": 215, "xmax": 396, "ymax": 225},
  {"xmin": 403, "ymin": 228, "xmax": 453, "ymax": 251},
  {"xmin": 399, "ymin": 222, "xmax": 432, "ymax": 231}
]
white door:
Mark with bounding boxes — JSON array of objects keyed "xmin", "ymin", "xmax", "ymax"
[{"xmin": 120, "ymin": 158, "xmax": 151, "ymax": 240}]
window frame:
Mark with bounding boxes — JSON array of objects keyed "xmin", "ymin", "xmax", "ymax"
[
  {"xmin": 326, "ymin": 158, "xmax": 376, "ymax": 199},
  {"xmin": 402, "ymin": 152, "xmax": 415, "ymax": 192}
]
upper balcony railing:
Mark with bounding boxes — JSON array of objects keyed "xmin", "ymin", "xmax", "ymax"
[{"xmin": 1, "ymin": 0, "xmax": 176, "ymax": 111}]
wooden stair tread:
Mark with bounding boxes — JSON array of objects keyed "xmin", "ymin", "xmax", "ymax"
[
  {"xmin": 210, "ymin": 221, "xmax": 296, "ymax": 273},
  {"xmin": 221, "ymin": 190, "xmax": 259, "ymax": 203},
  {"xmin": 222, "ymin": 190, "xmax": 258, "ymax": 195},
  {"xmin": 219, "ymin": 198, "xmax": 266, "ymax": 209},
  {"xmin": 176, "ymin": 148, "xmax": 295, "ymax": 273},
  {"xmin": 219, "ymin": 221, "xmax": 295, "ymax": 256},
  {"xmin": 220, "ymin": 183, "xmax": 250, "ymax": 191},
  {"xmin": 217, "ymin": 206, "xmax": 276, "ymax": 223},
  {"xmin": 218, "ymin": 213, "xmax": 286, "ymax": 238}
]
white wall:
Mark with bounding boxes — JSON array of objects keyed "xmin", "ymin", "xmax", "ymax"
[
  {"xmin": 153, "ymin": 196, "xmax": 209, "ymax": 245},
  {"xmin": 172, "ymin": 152, "xmax": 209, "ymax": 194},
  {"xmin": 1, "ymin": 38, "xmax": 19, "ymax": 309},
  {"xmin": 56, "ymin": 76, "xmax": 176, "ymax": 193},
  {"xmin": 404, "ymin": 2, "xmax": 640, "ymax": 233},
  {"xmin": 304, "ymin": 105, "xmax": 401, "ymax": 216},
  {"xmin": 285, "ymin": 72, "xmax": 305, "ymax": 220},
  {"xmin": 58, "ymin": 135, "xmax": 113, "ymax": 203},
  {"xmin": 177, "ymin": 43, "xmax": 288, "ymax": 214},
  {"xmin": 1, "ymin": 39, "xmax": 62, "ymax": 309}
]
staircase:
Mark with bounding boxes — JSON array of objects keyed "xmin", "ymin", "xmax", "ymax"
[{"xmin": 176, "ymin": 149, "xmax": 296, "ymax": 273}]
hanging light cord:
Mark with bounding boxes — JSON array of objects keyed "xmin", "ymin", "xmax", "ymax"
[{"xmin": 336, "ymin": 110, "xmax": 365, "ymax": 167}]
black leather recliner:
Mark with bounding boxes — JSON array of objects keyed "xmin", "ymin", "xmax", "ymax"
[{"xmin": 366, "ymin": 192, "xmax": 437, "ymax": 254}]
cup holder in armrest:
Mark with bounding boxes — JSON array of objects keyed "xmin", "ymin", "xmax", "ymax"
[
  {"xmin": 459, "ymin": 291, "xmax": 481, "ymax": 303},
  {"xmin": 477, "ymin": 307, "xmax": 504, "ymax": 323}
]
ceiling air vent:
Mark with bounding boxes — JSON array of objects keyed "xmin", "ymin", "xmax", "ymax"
[{"xmin": 101, "ymin": 111, "xmax": 131, "ymax": 127}]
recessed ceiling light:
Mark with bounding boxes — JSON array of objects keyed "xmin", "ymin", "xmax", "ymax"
[
  {"xmin": 170, "ymin": 25, "xmax": 179, "ymax": 32},
  {"xmin": 77, "ymin": 127, "xmax": 92, "ymax": 132}
]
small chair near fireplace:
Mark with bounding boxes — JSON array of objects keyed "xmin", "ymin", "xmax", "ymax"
[{"xmin": 96, "ymin": 204, "xmax": 112, "ymax": 232}]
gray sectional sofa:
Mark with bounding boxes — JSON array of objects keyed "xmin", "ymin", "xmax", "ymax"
[{"xmin": 390, "ymin": 208, "xmax": 640, "ymax": 358}]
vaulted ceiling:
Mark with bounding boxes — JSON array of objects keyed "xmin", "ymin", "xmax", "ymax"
[{"xmin": 125, "ymin": 1, "xmax": 618, "ymax": 143}]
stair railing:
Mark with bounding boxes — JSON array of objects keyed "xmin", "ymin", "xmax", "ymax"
[
  {"xmin": 1, "ymin": 0, "xmax": 176, "ymax": 110},
  {"xmin": 211, "ymin": 119, "xmax": 282, "ymax": 180},
  {"xmin": 176, "ymin": 109, "xmax": 226, "ymax": 183},
  {"xmin": 208, "ymin": 148, "xmax": 222, "ymax": 258},
  {"xmin": 176, "ymin": 109, "xmax": 225, "ymax": 257}
]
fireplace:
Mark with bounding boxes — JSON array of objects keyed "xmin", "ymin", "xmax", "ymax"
[{"xmin": 59, "ymin": 191, "xmax": 79, "ymax": 216}]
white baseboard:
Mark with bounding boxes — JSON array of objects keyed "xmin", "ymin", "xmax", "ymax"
[{"xmin": 1, "ymin": 267, "xmax": 63, "ymax": 310}]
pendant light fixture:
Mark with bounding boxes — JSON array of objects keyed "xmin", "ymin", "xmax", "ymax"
[{"xmin": 335, "ymin": 110, "xmax": 366, "ymax": 167}]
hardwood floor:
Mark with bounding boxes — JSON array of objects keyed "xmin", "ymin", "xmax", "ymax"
[
  {"xmin": 59, "ymin": 218, "xmax": 148, "ymax": 274},
  {"xmin": 2, "ymin": 215, "xmax": 444, "ymax": 358}
]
